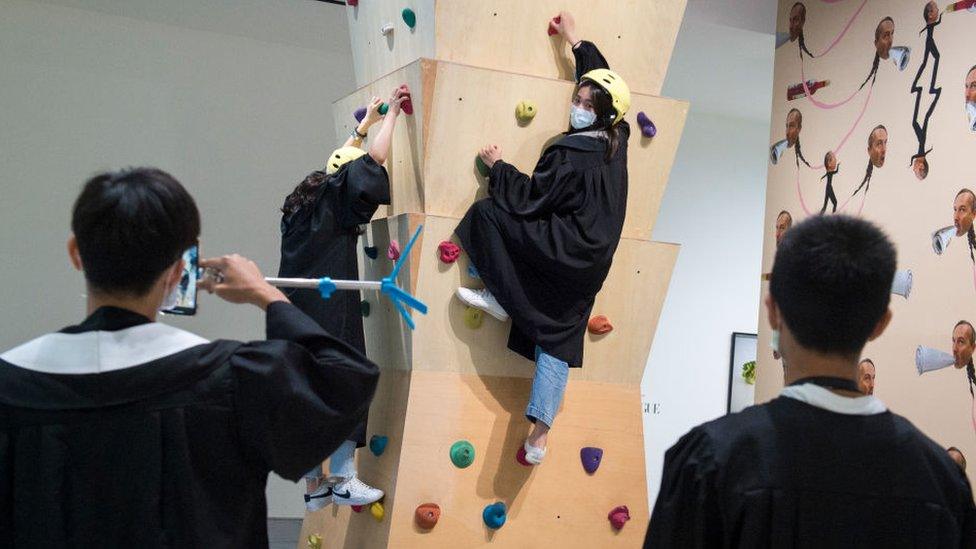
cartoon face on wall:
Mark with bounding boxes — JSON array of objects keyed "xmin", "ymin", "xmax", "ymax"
[
  {"xmin": 824, "ymin": 151, "xmax": 838, "ymax": 172},
  {"xmin": 924, "ymin": 1, "xmax": 939, "ymax": 25},
  {"xmin": 875, "ymin": 17, "xmax": 894, "ymax": 60},
  {"xmin": 786, "ymin": 108, "xmax": 802, "ymax": 146},
  {"xmin": 868, "ymin": 125, "xmax": 888, "ymax": 168},
  {"xmin": 912, "ymin": 155, "xmax": 929, "ymax": 181},
  {"xmin": 966, "ymin": 65, "xmax": 976, "ymax": 132},
  {"xmin": 789, "ymin": 2, "xmax": 806, "ymax": 41},
  {"xmin": 954, "ymin": 189, "xmax": 976, "ymax": 237},
  {"xmin": 775, "ymin": 211, "xmax": 793, "ymax": 246},
  {"xmin": 952, "ymin": 321, "xmax": 976, "ymax": 369}
]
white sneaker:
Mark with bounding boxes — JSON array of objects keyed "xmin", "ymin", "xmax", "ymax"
[
  {"xmin": 456, "ymin": 287, "xmax": 509, "ymax": 321},
  {"xmin": 331, "ymin": 476, "xmax": 384, "ymax": 506},
  {"xmin": 523, "ymin": 441, "xmax": 547, "ymax": 465},
  {"xmin": 304, "ymin": 481, "xmax": 333, "ymax": 512}
]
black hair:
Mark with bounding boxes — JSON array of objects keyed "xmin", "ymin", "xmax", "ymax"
[
  {"xmin": 770, "ymin": 215, "xmax": 896, "ymax": 356},
  {"xmin": 282, "ymin": 170, "xmax": 329, "ymax": 217},
  {"xmin": 955, "ymin": 320, "xmax": 976, "ymax": 397},
  {"xmin": 71, "ymin": 168, "xmax": 200, "ymax": 296},
  {"xmin": 858, "ymin": 17, "xmax": 894, "ymax": 91},
  {"xmin": 859, "ymin": 358, "xmax": 875, "ymax": 367},
  {"xmin": 852, "ymin": 125, "xmax": 886, "ymax": 197},
  {"xmin": 573, "ymin": 81, "xmax": 621, "ymax": 162},
  {"xmin": 791, "ymin": 3, "xmax": 815, "ymax": 58}
]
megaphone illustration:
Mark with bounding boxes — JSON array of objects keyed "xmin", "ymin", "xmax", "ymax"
[
  {"xmin": 890, "ymin": 46, "xmax": 911, "ymax": 71},
  {"xmin": 967, "ymin": 102, "xmax": 976, "ymax": 133},
  {"xmin": 770, "ymin": 139, "xmax": 789, "ymax": 165},
  {"xmin": 916, "ymin": 345, "xmax": 955, "ymax": 375},
  {"xmin": 891, "ymin": 269, "xmax": 912, "ymax": 299},
  {"xmin": 932, "ymin": 225, "xmax": 955, "ymax": 255}
]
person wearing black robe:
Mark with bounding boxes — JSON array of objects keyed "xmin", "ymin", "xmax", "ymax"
[
  {"xmin": 645, "ymin": 215, "xmax": 976, "ymax": 548},
  {"xmin": 0, "ymin": 168, "xmax": 379, "ymax": 548},
  {"xmin": 454, "ymin": 12, "xmax": 630, "ymax": 465},
  {"xmin": 278, "ymin": 88, "xmax": 407, "ymax": 508}
]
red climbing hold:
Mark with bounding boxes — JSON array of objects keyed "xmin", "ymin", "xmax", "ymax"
[
  {"xmin": 608, "ymin": 505, "xmax": 630, "ymax": 530},
  {"xmin": 438, "ymin": 241, "xmax": 461, "ymax": 263},
  {"xmin": 351, "ymin": 505, "xmax": 364, "ymax": 513},
  {"xmin": 588, "ymin": 315, "xmax": 613, "ymax": 335},
  {"xmin": 347, "ymin": 0, "xmax": 358, "ymax": 6},
  {"xmin": 415, "ymin": 503, "xmax": 441, "ymax": 529},
  {"xmin": 515, "ymin": 446, "xmax": 533, "ymax": 467},
  {"xmin": 399, "ymin": 84, "xmax": 414, "ymax": 115},
  {"xmin": 547, "ymin": 15, "xmax": 561, "ymax": 36},
  {"xmin": 388, "ymin": 240, "xmax": 401, "ymax": 261}
]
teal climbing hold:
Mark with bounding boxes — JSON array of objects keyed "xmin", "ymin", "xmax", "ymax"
[
  {"xmin": 475, "ymin": 155, "xmax": 489, "ymax": 177},
  {"xmin": 379, "ymin": 102, "xmax": 389, "ymax": 115},
  {"xmin": 401, "ymin": 8, "xmax": 417, "ymax": 29},
  {"xmin": 361, "ymin": 300, "xmax": 371, "ymax": 318},
  {"xmin": 369, "ymin": 435, "xmax": 388, "ymax": 456},
  {"xmin": 482, "ymin": 502, "xmax": 507, "ymax": 529},
  {"xmin": 449, "ymin": 440, "xmax": 475, "ymax": 468}
]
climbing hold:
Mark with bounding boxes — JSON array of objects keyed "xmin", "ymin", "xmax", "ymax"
[
  {"xmin": 401, "ymin": 8, "xmax": 416, "ymax": 29},
  {"xmin": 307, "ymin": 533, "xmax": 323, "ymax": 549},
  {"xmin": 415, "ymin": 503, "xmax": 441, "ymax": 529},
  {"xmin": 463, "ymin": 306, "xmax": 483, "ymax": 329},
  {"xmin": 637, "ymin": 112, "xmax": 657, "ymax": 138},
  {"xmin": 608, "ymin": 505, "xmax": 630, "ymax": 530},
  {"xmin": 438, "ymin": 241, "xmax": 461, "ymax": 263},
  {"xmin": 587, "ymin": 315, "xmax": 613, "ymax": 335},
  {"xmin": 482, "ymin": 502, "xmax": 507, "ymax": 529},
  {"xmin": 467, "ymin": 264, "xmax": 480, "ymax": 279},
  {"xmin": 370, "ymin": 501, "xmax": 385, "ymax": 522},
  {"xmin": 547, "ymin": 15, "xmax": 561, "ymax": 36},
  {"xmin": 515, "ymin": 446, "xmax": 532, "ymax": 467},
  {"xmin": 379, "ymin": 102, "xmax": 390, "ymax": 115},
  {"xmin": 369, "ymin": 435, "xmax": 388, "ymax": 456},
  {"xmin": 364, "ymin": 246, "xmax": 378, "ymax": 259},
  {"xmin": 449, "ymin": 440, "xmax": 475, "ymax": 468},
  {"xmin": 346, "ymin": 0, "xmax": 358, "ymax": 6},
  {"xmin": 387, "ymin": 240, "xmax": 401, "ymax": 260},
  {"xmin": 380, "ymin": 24, "xmax": 394, "ymax": 36},
  {"xmin": 354, "ymin": 106, "xmax": 367, "ymax": 123},
  {"xmin": 475, "ymin": 155, "xmax": 489, "ymax": 177},
  {"xmin": 580, "ymin": 447, "xmax": 604, "ymax": 474},
  {"xmin": 398, "ymin": 84, "xmax": 414, "ymax": 115},
  {"xmin": 515, "ymin": 100, "xmax": 538, "ymax": 124},
  {"xmin": 361, "ymin": 300, "xmax": 371, "ymax": 318},
  {"xmin": 351, "ymin": 505, "xmax": 364, "ymax": 513}
]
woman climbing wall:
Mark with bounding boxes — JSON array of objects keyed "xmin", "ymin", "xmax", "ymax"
[
  {"xmin": 453, "ymin": 11, "xmax": 630, "ymax": 466},
  {"xmin": 278, "ymin": 85, "xmax": 410, "ymax": 510}
]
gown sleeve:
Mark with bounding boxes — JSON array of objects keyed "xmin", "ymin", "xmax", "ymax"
[
  {"xmin": 572, "ymin": 40, "xmax": 611, "ymax": 81},
  {"xmin": 487, "ymin": 149, "xmax": 577, "ymax": 217},
  {"xmin": 644, "ymin": 427, "xmax": 724, "ymax": 548},
  {"xmin": 231, "ymin": 301, "xmax": 380, "ymax": 481},
  {"xmin": 333, "ymin": 155, "xmax": 391, "ymax": 230}
]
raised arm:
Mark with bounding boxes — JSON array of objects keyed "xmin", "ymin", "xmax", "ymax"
[
  {"xmin": 368, "ymin": 85, "xmax": 411, "ymax": 165},
  {"xmin": 341, "ymin": 96, "xmax": 383, "ymax": 149},
  {"xmin": 551, "ymin": 11, "xmax": 611, "ymax": 79}
]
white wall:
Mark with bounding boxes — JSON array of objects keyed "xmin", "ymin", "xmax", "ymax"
[
  {"xmin": 0, "ymin": 0, "xmax": 354, "ymax": 518},
  {"xmin": 642, "ymin": 19, "xmax": 773, "ymax": 507}
]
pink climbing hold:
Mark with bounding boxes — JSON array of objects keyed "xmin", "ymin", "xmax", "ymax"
[
  {"xmin": 608, "ymin": 505, "xmax": 630, "ymax": 530},
  {"xmin": 398, "ymin": 84, "xmax": 414, "ymax": 115},
  {"xmin": 438, "ymin": 241, "xmax": 461, "ymax": 263},
  {"xmin": 515, "ymin": 446, "xmax": 533, "ymax": 467},
  {"xmin": 388, "ymin": 240, "xmax": 401, "ymax": 261},
  {"xmin": 351, "ymin": 504, "xmax": 364, "ymax": 513},
  {"xmin": 547, "ymin": 15, "xmax": 561, "ymax": 36},
  {"xmin": 347, "ymin": 0, "xmax": 358, "ymax": 6}
]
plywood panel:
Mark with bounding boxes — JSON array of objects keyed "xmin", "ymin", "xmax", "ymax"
[{"xmin": 344, "ymin": 0, "xmax": 436, "ymax": 88}]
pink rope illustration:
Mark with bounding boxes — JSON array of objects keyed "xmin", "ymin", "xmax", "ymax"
[
  {"xmin": 811, "ymin": 0, "xmax": 868, "ymax": 57},
  {"xmin": 793, "ymin": 165, "xmax": 866, "ymax": 216}
]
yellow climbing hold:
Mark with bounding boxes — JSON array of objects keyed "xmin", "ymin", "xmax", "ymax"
[
  {"xmin": 464, "ymin": 306, "xmax": 484, "ymax": 329},
  {"xmin": 515, "ymin": 100, "xmax": 538, "ymax": 123},
  {"xmin": 307, "ymin": 533, "xmax": 323, "ymax": 549},
  {"xmin": 370, "ymin": 501, "xmax": 385, "ymax": 522}
]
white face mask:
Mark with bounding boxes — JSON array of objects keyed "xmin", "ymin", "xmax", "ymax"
[
  {"xmin": 570, "ymin": 105, "xmax": 598, "ymax": 130},
  {"xmin": 967, "ymin": 102, "xmax": 976, "ymax": 132}
]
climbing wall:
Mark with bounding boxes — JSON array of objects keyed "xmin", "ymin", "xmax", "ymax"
[{"xmin": 300, "ymin": 1, "xmax": 688, "ymax": 547}]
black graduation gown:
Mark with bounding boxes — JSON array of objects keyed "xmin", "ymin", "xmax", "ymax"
[
  {"xmin": 0, "ymin": 303, "xmax": 378, "ymax": 548},
  {"xmin": 278, "ymin": 155, "xmax": 390, "ymax": 445},
  {"xmin": 454, "ymin": 41, "xmax": 628, "ymax": 367},
  {"xmin": 644, "ymin": 396, "xmax": 976, "ymax": 548}
]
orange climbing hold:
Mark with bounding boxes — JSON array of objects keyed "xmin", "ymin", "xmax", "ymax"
[
  {"xmin": 415, "ymin": 503, "xmax": 441, "ymax": 529},
  {"xmin": 587, "ymin": 315, "xmax": 613, "ymax": 335}
]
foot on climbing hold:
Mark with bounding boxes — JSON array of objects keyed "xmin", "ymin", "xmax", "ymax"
[
  {"xmin": 587, "ymin": 315, "xmax": 613, "ymax": 335},
  {"xmin": 364, "ymin": 246, "xmax": 378, "ymax": 259},
  {"xmin": 475, "ymin": 155, "xmax": 489, "ymax": 177},
  {"xmin": 515, "ymin": 100, "xmax": 538, "ymax": 124},
  {"xmin": 547, "ymin": 15, "xmax": 561, "ymax": 36},
  {"xmin": 354, "ymin": 106, "xmax": 367, "ymax": 123},
  {"xmin": 369, "ymin": 435, "xmax": 388, "ymax": 456},
  {"xmin": 637, "ymin": 112, "xmax": 657, "ymax": 138},
  {"xmin": 608, "ymin": 505, "xmax": 630, "ymax": 530},
  {"xmin": 518, "ymin": 441, "xmax": 546, "ymax": 466},
  {"xmin": 307, "ymin": 534, "xmax": 323, "ymax": 549},
  {"xmin": 401, "ymin": 8, "xmax": 416, "ymax": 29},
  {"xmin": 450, "ymin": 440, "xmax": 475, "ymax": 468},
  {"xmin": 463, "ymin": 306, "xmax": 484, "ymax": 329},
  {"xmin": 370, "ymin": 501, "xmax": 385, "ymax": 522},
  {"xmin": 380, "ymin": 24, "xmax": 394, "ymax": 36},
  {"xmin": 351, "ymin": 505, "xmax": 364, "ymax": 513},
  {"xmin": 515, "ymin": 446, "xmax": 532, "ymax": 467},
  {"xmin": 438, "ymin": 241, "xmax": 461, "ymax": 263},
  {"xmin": 387, "ymin": 240, "xmax": 401, "ymax": 260},
  {"xmin": 415, "ymin": 503, "xmax": 441, "ymax": 529},
  {"xmin": 482, "ymin": 502, "xmax": 507, "ymax": 529},
  {"xmin": 361, "ymin": 300, "xmax": 371, "ymax": 318},
  {"xmin": 580, "ymin": 447, "xmax": 604, "ymax": 474}
]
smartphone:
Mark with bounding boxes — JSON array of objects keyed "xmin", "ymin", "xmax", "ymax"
[{"xmin": 161, "ymin": 245, "xmax": 199, "ymax": 316}]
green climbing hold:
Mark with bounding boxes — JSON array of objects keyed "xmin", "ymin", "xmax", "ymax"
[
  {"xmin": 463, "ymin": 306, "xmax": 483, "ymax": 329},
  {"xmin": 379, "ymin": 102, "xmax": 389, "ymax": 115},
  {"xmin": 361, "ymin": 300, "xmax": 371, "ymax": 317},
  {"xmin": 401, "ymin": 7, "xmax": 417, "ymax": 29},
  {"xmin": 450, "ymin": 440, "xmax": 475, "ymax": 468},
  {"xmin": 475, "ymin": 155, "xmax": 489, "ymax": 177}
]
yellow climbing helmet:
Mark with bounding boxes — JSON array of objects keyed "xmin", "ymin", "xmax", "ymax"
[
  {"xmin": 580, "ymin": 68, "xmax": 631, "ymax": 125},
  {"xmin": 325, "ymin": 146, "xmax": 366, "ymax": 175}
]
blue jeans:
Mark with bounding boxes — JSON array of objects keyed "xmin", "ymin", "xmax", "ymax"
[
  {"xmin": 303, "ymin": 439, "xmax": 356, "ymax": 481},
  {"xmin": 525, "ymin": 346, "xmax": 569, "ymax": 428}
]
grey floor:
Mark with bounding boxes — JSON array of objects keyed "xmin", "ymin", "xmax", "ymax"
[{"xmin": 268, "ymin": 518, "xmax": 303, "ymax": 549}]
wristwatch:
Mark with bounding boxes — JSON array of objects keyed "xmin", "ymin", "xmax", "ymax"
[{"xmin": 352, "ymin": 127, "xmax": 368, "ymax": 139}]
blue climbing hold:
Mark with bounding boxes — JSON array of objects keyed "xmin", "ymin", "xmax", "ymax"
[
  {"xmin": 482, "ymin": 502, "xmax": 507, "ymax": 529},
  {"xmin": 369, "ymin": 435, "xmax": 388, "ymax": 456},
  {"xmin": 364, "ymin": 246, "xmax": 379, "ymax": 259}
]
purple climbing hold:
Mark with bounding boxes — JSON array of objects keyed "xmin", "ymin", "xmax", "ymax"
[
  {"xmin": 637, "ymin": 111, "xmax": 656, "ymax": 138},
  {"xmin": 580, "ymin": 447, "xmax": 603, "ymax": 474},
  {"xmin": 354, "ymin": 106, "xmax": 367, "ymax": 123}
]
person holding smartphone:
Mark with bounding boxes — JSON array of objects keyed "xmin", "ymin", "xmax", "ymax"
[{"xmin": 0, "ymin": 168, "xmax": 379, "ymax": 548}]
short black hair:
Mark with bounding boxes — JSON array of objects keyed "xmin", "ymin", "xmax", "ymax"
[
  {"xmin": 71, "ymin": 167, "xmax": 200, "ymax": 296},
  {"xmin": 770, "ymin": 215, "xmax": 896, "ymax": 355},
  {"xmin": 875, "ymin": 16, "xmax": 894, "ymax": 41},
  {"xmin": 955, "ymin": 320, "xmax": 975, "ymax": 345},
  {"xmin": 859, "ymin": 358, "xmax": 875, "ymax": 367}
]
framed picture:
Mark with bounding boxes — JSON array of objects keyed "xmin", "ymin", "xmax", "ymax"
[{"xmin": 727, "ymin": 332, "xmax": 758, "ymax": 413}]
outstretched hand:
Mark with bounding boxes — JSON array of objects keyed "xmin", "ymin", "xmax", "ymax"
[
  {"xmin": 388, "ymin": 84, "xmax": 411, "ymax": 115},
  {"xmin": 198, "ymin": 254, "xmax": 287, "ymax": 310},
  {"xmin": 479, "ymin": 144, "xmax": 502, "ymax": 168},
  {"xmin": 363, "ymin": 96, "xmax": 384, "ymax": 126},
  {"xmin": 552, "ymin": 11, "xmax": 579, "ymax": 45}
]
